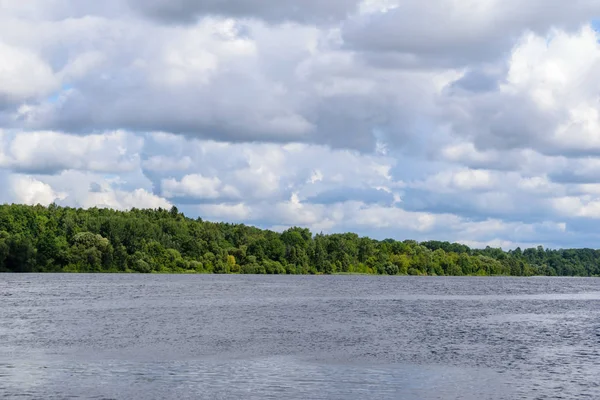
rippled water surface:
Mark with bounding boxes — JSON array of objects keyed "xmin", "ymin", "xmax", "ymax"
[{"xmin": 1, "ymin": 275, "xmax": 600, "ymax": 399}]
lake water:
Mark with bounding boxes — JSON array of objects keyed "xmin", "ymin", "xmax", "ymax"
[{"xmin": 1, "ymin": 275, "xmax": 599, "ymax": 399}]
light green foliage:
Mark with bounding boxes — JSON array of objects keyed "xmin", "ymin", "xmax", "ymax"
[{"xmin": 69, "ymin": 232, "xmax": 113, "ymax": 272}]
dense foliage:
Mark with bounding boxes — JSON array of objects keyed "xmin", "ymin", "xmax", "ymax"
[{"xmin": 0, "ymin": 204, "xmax": 599, "ymax": 276}]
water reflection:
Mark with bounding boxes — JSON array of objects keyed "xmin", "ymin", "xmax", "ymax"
[{"xmin": 0, "ymin": 355, "xmax": 513, "ymax": 400}]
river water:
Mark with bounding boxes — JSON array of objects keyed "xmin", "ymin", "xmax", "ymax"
[{"xmin": 1, "ymin": 274, "xmax": 599, "ymax": 399}]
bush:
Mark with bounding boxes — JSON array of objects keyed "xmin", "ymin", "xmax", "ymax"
[
  {"xmin": 132, "ymin": 259, "xmax": 151, "ymax": 273},
  {"xmin": 385, "ymin": 263, "xmax": 399, "ymax": 275}
]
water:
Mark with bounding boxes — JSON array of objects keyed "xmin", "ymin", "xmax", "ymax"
[{"xmin": 1, "ymin": 275, "xmax": 599, "ymax": 399}]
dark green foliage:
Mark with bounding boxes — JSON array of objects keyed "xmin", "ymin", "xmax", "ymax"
[{"xmin": 0, "ymin": 204, "xmax": 599, "ymax": 276}]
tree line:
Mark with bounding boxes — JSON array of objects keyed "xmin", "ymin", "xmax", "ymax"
[{"xmin": 0, "ymin": 203, "xmax": 598, "ymax": 276}]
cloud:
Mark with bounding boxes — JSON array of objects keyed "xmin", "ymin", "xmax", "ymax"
[
  {"xmin": 552, "ymin": 196, "xmax": 600, "ymax": 219},
  {"xmin": 191, "ymin": 194, "xmax": 569, "ymax": 249},
  {"xmin": 0, "ymin": 0, "xmax": 128, "ymax": 21},
  {"xmin": 197, "ymin": 202, "xmax": 251, "ymax": 222},
  {"xmin": 140, "ymin": 134, "xmax": 404, "ymax": 206},
  {"xmin": 441, "ymin": 26, "xmax": 600, "ymax": 155},
  {"xmin": 305, "ymin": 187, "xmax": 394, "ymax": 205},
  {"xmin": 0, "ymin": 130, "xmax": 142, "ymax": 174},
  {"xmin": 0, "ymin": 14, "xmax": 455, "ymax": 151},
  {"xmin": 10, "ymin": 175, "xmax": 66, "ymax": 205},
  {"xmin": 127, "ymin": 0, "xmax": 362, "ymax": 24},
  {"xmin": 161, "ymin": 174, "xmax": 240, "ymax": 200},
  {"xmin": 342, "ymin": 0, "xmax": 600, "ymax": 67},
  {"xmin": 6, "ymin": 18, "xmax": 322, "ymax": 142},
  {"xmin": 550, "ymin": 158, "xmax": 600, "ymax": 184},
  {"xmin": 81, "ymin": 188, "xmax": 171, "ymax": 210},
  {"xmin": 142, "ymin": 155, "xmax": 192, "ymax": 172},
  {"xmin": 413, "ymin": 168, "xmax": 495, "ymax": 193},
  {"xmin": 7, "ymin": 169, "xmax": 171, "ymax": 211},
  {"xmin": 1, "ymin": 1, "xmax": 600, "ymax": 249},
  {"xmin": 0, "ymin": 41, "xmax": 58, "ymax": 104}
]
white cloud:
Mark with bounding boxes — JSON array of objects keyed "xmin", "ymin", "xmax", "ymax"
[
  {"xmin": 10, "ymin": 175, "xmax": 66, "ymax": 205},
  {"xmin": 413, "ymin": 168, "xmax": 495, "ymax": 193},
  {"xmin": 0, "ymin": 130, "xmax": 142, "ymax": 173},
  {"xmin": 12, "ymin": 168, "xmax": 170, "ymax": 211},
  {"xmin": 0, "ymin": 41, "xmax": 57, "ymax": 102},
  {"xmin": 82, "ymin": 188, "xmax": 171, "ymax": 210},
  {"xmin": 442, "ymin": 25, "xmax": 600, "ymax": 155},
  {"xmin": 552, "ymin": 196, "xmax": 600, "ymax": 219},
  {"xmin": 197, "ymin": 202, "xmax": 252, "ymax": 222},
  {"xmin": 141, "ymin": 135, "xmax": 404, "ymax": 204},
  {"xmin": 162, "ymin": 174, "xmax": 239, "ymax": 199}
]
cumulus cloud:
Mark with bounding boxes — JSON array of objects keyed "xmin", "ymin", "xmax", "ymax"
[
  {"xmin": 441, "ymin": 26, "xmax": 600, "ymax": 155},
  {"xmin": 0, "ymin": 130, "xmax": 142, "ymax": 173},
  {"xmin": 81, "ymin": 188, "xmax": 171, "ymax": 210},
  {"xmin": 10, "ymin": 175, "xmax": 66, "ymax": 205},
  {"xmin": 0, "ymin": 41, "xmax": 58, "ymax": 104},
  {"xmin": 141, "ymin": 134, "xmax": 404, "ymax": 205},
  {"xmin": 6, "ymin": 169, "xmax": 171, "ymax": 211}
]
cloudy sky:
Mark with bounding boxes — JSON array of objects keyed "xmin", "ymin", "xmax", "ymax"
[{"xmin": 1, "ymin": 1, "xmax": 600, "ymax": 249}]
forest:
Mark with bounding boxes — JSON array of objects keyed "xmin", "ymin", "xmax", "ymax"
[{"xmin": 0, "ymin": 203, "xmax": 598, "ymax": 276}]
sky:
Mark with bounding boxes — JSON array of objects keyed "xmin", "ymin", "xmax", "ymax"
[{"xmin": 1, "ymin": 0, "xmax": 600, "ymax": 249}]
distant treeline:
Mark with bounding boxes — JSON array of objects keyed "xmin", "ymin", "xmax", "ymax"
[{"xmin": 0, "ymin": 204, "xmax": 598, "ymax": 276}]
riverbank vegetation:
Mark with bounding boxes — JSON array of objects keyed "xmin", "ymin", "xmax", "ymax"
[{"xmin": 0, "ymin": 204, "xmax": 598, "ymax": 276}]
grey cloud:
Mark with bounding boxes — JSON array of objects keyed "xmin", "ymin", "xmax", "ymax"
[
  {"xmin": 127, "ymin": 0, "xmax": 362, "ymax": 24},
  {"xmin": 437, "ymin": 26, "xmax": 600, "ymax": 158},
  {"xmin": 550, "ymin": 172, "xmax": 600, "ymax": 185},
  {"xmin": 548, "ymin": 158, "xmax": 600, "ymax": 184},
  {"xmin": 89, "ymin": 182, "xmax": 104, "ymax": 192},
  {"xmin": 342, "ymin": 0, "xmax": 600, "ymax": 67},
  {"xmin": 35, "ymin": 79, "xmax": 388, "ymax": 150},
  {"xmin": 439, "ymin": 89, "xmax": 568, "ymax": 153},
  {"xmin": 435, "ymin": 144, "xmax": 564, "ymax": 175},
  {"xmin": 3, "ymin": 18, "xmax": 434, "ymax": 152},
  {"xmin": 447, "ymin": 70, "xmax": 501, "ymax": 94},
  {"xmin": 0, "ymin": 1, "xmax": 518, "ymax": 152},
  {"xmin": 400, "ymin": 187, "xmax": 555, "ymax": 224}
]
